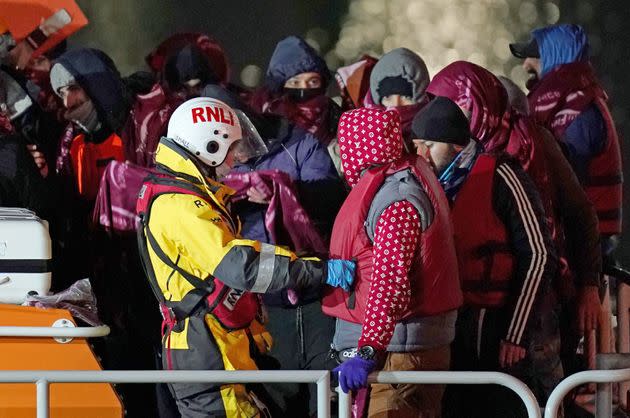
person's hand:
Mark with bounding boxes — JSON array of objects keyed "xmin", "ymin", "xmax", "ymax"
[
  {"xmin": 8, "ymin": 40, "xmax": 35, "ymax": 71},
  {"xmin": 326, "ymin": 259, "xmax": 355, "ymax": 291},
  {"xmin": 333, "ymin": 357, "xmax": 377, "ymax": 393},
  {"xmin": 499, "ymin": 340, "xmax": 526, "ymax": 368},
  {"xmin": 27, "ymin": 144, "xmax": 49, "ymax": 178},
  {"xmin": 577, "ymin": 285, "xmax": 600, "ymax": 335},
  {"xmin": 246, "ymin": 186, "xmax": 271, "ymax": 204}
]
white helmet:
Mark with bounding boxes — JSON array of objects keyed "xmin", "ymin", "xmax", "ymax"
[{"xmin": 166, "ymin": 97, "xmax": 267, "ymax": 167}]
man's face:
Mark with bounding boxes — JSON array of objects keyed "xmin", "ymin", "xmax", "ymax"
[
  {"xmin": 413, "ymin": 139, "xmax": 460, "ymax": 174},
  {"xmin": 284, "ymin": 72, "xmax": 323, "ymax": 89},
  {"xmin": 26, "ymin": 55, "xmax": 52, "ymax": 75},
  {"xmin": 215, "ymin": 140, "xmax": 240, "ymax": 179},
  {"xmin": 174, "ymin": 78, "xmax": 205, "ymax": 100},
  {"xmin": 522, "ymin": 57, "xmax": 542, "ymax": 84},
  {"xmin": 381, "ymin": 94, "xmax": 415, "ymax": 107},
  {"xmin": 58, "ymin": 84, "xmax": 89, "ymax": 111}
]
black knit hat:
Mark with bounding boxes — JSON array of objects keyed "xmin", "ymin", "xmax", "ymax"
[
  {"xmin": 411, "ymin": 96, "xmax": 470, "ymax": 146},
  {"xmin": 377, "ymin": 76, "xmax": 414, "ymax": 100}
]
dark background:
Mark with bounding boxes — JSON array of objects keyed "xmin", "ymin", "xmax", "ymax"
[{"xmin": 71, "ymin": 0, "xmax": 630, "ymax": 265}]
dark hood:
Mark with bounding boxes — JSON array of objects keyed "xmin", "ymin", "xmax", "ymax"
[
  {"xmin": 54, "ymin": 48, "xmax": 130, "ymax": 133},
  {"xmin": 146, "ymin": 33, "xmax": 230, "ymax": 84},
  {"xmin": 265, "ymin": 36, "xmax": 330, "ymax": 92},
  {"xmin": 163, "ymin": 44, "xmax": 218, "ymax": 91}
]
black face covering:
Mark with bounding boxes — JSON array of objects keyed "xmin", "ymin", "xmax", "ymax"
[{"xmin": 283, "ymin": 87, "xmax": 326, "ymax": 103}]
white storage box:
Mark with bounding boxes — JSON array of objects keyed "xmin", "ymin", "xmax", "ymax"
[{"xmin": 0, "ymin": 210, "xmax": 52, "ymax": 304}]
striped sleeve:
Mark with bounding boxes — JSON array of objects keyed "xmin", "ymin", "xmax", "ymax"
[{"xmin": 494, "ymin": 161, "xmax": 557, "ymax": 346}]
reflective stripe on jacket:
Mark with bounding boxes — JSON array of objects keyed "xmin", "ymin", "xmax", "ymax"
[{"xmin": 139, "ymin": 138, "xmax": 326, "ymax": 308}]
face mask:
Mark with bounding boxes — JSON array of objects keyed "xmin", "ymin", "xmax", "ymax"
[
  {"xmin": 65, "ymin": 100, "xmax": 101, "ymax": 133},
  {"xmin": 283, "ymin": 87, "xmax": 326, "ymax": 103}
]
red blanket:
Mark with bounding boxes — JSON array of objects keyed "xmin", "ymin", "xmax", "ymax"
[
  {"xmin": 93, "ymin": 160, "xmax": 158, "ymax": 233},
  {"xmin": 528, "ymin": 61, "xmax": 606, "ymax": 138},
  {"xmin": 223, "ymin": 170, "xmax": 327, "ymax": 255}
]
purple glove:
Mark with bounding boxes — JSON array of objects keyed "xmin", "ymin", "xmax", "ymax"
[{"xmin": 333, "ymin": 357, "xmax": 377, "ymax": 393}]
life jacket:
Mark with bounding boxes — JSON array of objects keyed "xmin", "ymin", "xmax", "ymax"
[
  {"xmin": 70, "ymin": 132, "xmax": 125, "ymax": 200},
  {"xmin": 584, "ymin": 98, "xmax": 623, "ymax": 236},
  {"xmin": 322, "ymin": 156, "xmax": 462, "ymax": 324},
  {"xmin": 135, "ymin": 173, "xmax": 259, "ymax": 332},
  {"xmin": 451, "ymin": 154, "xmax": 515, "ymax": 308}
]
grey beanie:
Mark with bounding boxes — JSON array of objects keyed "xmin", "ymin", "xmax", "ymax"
[
  {"xmin": 370, "ymin": 48, "xmax": 430, "ymax": 105},
  {"xmin": 50, "ymin": 62, "xmax": 76, "ymax": 96}
]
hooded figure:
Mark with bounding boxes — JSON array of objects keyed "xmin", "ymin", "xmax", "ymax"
[
  {"xmin": 335, "ymin": 55, "xmax": 378, "ymax": 111},
  {"xmin": 426, "ymin": 63, "xmax": 559, "ymax": 257},
  {"xmin": 511, "ymin": 24, "xmax": 622, "ymax": 245},
  {"xmin": 252, "ymin": 35, "xmax": 341, "ymax": 146},
  {"xmin": 50, "ymin": 48, "xmax": 130, "ymax": 200},
  {"xmin": 369, "ymin": 48, "xmax": 431, "ymax": 144},
  {"xmin": 123, "ymin": 34, "xmax": 228, "ymax": 168},
  {"xmin": 323, "ymin": 107, "xmax": 461, "ymax": 417},
  {"xmin": 427, "ymin": 61, "xmax": 548, "ymax": 195}
]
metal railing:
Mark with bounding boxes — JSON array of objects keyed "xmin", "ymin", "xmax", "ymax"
[
  {"xmin": 0, "ymin": 370, "xmax": 330, "ymax": 418},
  {"xmin": 0, "ymin": 369, "xmax": 541, "ymax": 418},
  {"xmin": 0, "ymin": 325, "xmax": 110, "ymax": 339},
  {"xmin": 337, "ymin": 371, "xmax": 542, "ymax": 418},
  {"xmin": 545, "ymin": 367, "xmax": 630, "ymax": 418}
]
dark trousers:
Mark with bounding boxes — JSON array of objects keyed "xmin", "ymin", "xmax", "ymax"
[
  {"xmin": 262, "ymin": 301, "xmax": 336, "ymax": 417},
  {"xmin": 443, "ymin": 303, "xmax": 563, "ymax": 418}
]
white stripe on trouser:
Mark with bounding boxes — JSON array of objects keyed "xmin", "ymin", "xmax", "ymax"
[
  {"xmin": 497, "ymin": 165, "xmax": 547, "ymax": 345},
  {"xmin": 250, "ymin": 243, "xmax": 276, "ymax": 293},
  {"xmin": 476, "ymin": 308, "xmax": 486, "ymax": 358}
]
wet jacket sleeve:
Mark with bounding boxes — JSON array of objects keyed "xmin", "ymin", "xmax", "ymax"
[
  {"xmin": 561, "ymin": 104, "xmax": 606, "ymax": 182},
  {"xmin": 151, "ymin": 193, "xmax": 327, "ymax": 295},
  {"xmin": 358, "ymin": 201, "xmax": 420, "ymax": 351},
  {"xmin": 294, "ymin": 132, "xmax": 347, "ymax": 238},
  {"xmin": 541, "ymin": 129, "xmax": 601, "ymax": 287},
  {"xmin": 493, "ymin": 160, "xmax": 558, "ymax": 346}
]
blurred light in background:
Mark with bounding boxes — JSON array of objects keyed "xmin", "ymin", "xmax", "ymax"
[
  {"xmin": 240, "ymin": 64, "xmax": 262, "ymax": 88},
  {"xmin": 332, "ymin": 0, "xmax": 561, "ymax": 87}
]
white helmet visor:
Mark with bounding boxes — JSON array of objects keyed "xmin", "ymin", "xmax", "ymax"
[{"xmin": 231, "ymin": 109, "xmax": 268, "ymax": 163}]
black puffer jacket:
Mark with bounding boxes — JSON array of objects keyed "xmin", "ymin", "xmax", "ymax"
[{"xmin": 0, "ymin": 133, "xmax": 57, "ymax": 219}]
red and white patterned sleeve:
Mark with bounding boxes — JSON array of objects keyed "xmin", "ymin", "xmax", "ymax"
[{"xmin": 358, "ymin": 200, "xmax": 421, "ymax": 351}]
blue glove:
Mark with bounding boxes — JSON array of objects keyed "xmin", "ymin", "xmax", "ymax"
[
  {"xmin": 333, "ymin": 356, "xmax": 377, "ymax": 393},
  {"xmin": 326, "ymin": 259, "xmax": 355, "ymax": 291}
]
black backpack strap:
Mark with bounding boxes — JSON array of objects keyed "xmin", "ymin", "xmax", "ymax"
[
  {"xmin": 136, "ymin": 214, "xmax": 169, "ymax": 306},
  {"xmin": 144, "ymin": 222, "xmax": 216, "ymax": 294}
]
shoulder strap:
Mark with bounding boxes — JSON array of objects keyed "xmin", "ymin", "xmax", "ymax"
[{"xmin": 144, "ymin": 220, "xmax": 215, "ymax": 294}]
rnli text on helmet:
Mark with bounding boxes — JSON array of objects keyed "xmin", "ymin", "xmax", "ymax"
[{"xmin": 191, "ymin": 106, "xmax": 236, "ymax": 126}]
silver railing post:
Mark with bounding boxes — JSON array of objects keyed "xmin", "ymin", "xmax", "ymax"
[
  {"xmin": 36, "ymin": 378, "xmax": 49, "ymax": 418},
  {"xmin": 316, "ymin": 371, "xmax": 330, "ymax": 418},
  {"xmin": 337, "ymin": 384, "xmax": 352, "ymax": 418},
  {"xmin": 595, "ymin": 354, "xmax": 630, "ymax": 417},
  {"xmin": 545, "ymin": 368, "xmax": 630, "ymax": 417},
  {"xmin": 335, "ymin": 371, "xmax": 541, "ymax": 418}
]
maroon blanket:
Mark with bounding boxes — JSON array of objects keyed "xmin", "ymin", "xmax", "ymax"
[
  {"xmin": 528, "ymin": 61, "xmax": 606, "ymax": 138},
  {"xmin": 122, "ymin": 84, "xmax": 183, "ymax": 167},
  {"xmin": 223, "ymin": 170, "xmax": 327, "ymax": 255},
  {"xmin": 93, "ymin": 160, "xmax": 158, "ymax": 233}
]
